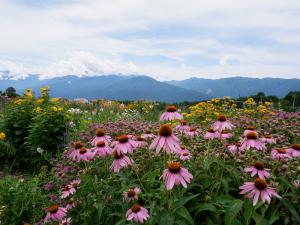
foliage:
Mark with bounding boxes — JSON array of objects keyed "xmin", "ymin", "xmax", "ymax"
[
  {"xmin": 1, "ymin": 87, "xmax": 70, "ymax": 169},
  {"xmin": 0, "ymin": 89, "xmax": 299, "ymax": 224},
  {"xmin": 0, "ymin": 175, "xmax": 48, "ymax": 224}
]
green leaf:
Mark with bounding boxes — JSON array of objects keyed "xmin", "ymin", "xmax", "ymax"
[
  {"xmin": 195, "ymin": 203, "xmax": 217, "ymax": 215},
  {"xmin": 224, "ymin": 199, "xmax": 243, "ymax": 225},
  {"xmin": 175, "ymin": 220, "xmax": 188, "ymax": 225},
  {"xmin": 269, "ymin": 211, "xmax": 279, "ymax": 225},
  {"xmin": 281, "ymin": 199, "xmax": 300, "ymax": 223},
  {"xmin": 242, "ymin": 201, "xmax": 254, "ymax": 225},
  {"xmin": 159, "ymin": 211, "xmax": 175, "ymax": 225},
  {"xmin": 252, "ymin": 212, "xmax": 269, "ymax": 225},
  {"xmin": 176, "ymin": 194, "xmax": 200, "ymax": 207},
  {"xmin": 175, "ymin": 206, "xmax": 195, "ymax": 225}
]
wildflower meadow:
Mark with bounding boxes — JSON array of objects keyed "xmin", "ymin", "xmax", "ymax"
[{"xmin": 0, "ymin": 87, "xmax": 299, "ymax": 225}]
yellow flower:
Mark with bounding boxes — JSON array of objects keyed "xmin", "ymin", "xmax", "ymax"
[
  {"xmin": 14, "ymin": 99, "xmax": 24, "ymax": 105},
  {"xmin": 244, "ymin": 109, "xmax": 255, "ymax": 114},
  {"xmin": 264, "ymin": 101, "xmax": 272, "ymax": 106},
  {"xmin": 52, "ymin": 106, "xmax": 63, "ymax": 111},
  {"xmin": 244, "ymin": 98, "xmax": 256, "ymax": 106},
  {"xmin": 35, "ymin": 107, "xmax": 42, "ymax": 113},
  {"xmin": 40, "ymin": 86, "xmax": 50, "ymax": 92},
  {"xmin": 0, "ymin": 132, "xmax": 5, "ymax": 141},
  {"xmin": 211, "ymin": 98, "xmax": 221, "ymax": 103},
  {"xmin": 24, "ymin": 88, "xmax": 33, "ymax": 99},
  {"xmin": 50, "ymin": 98, "xmax": 60, "ymax": 103},
  {"xmin": 37, "ymin": 98, "xmax": 44, "ymax": 104}
]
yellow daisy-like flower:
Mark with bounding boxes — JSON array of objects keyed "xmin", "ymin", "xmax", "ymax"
[
  {"xmin": 40, "ymin": 86, "xmax": 50, "ymax": 92},
  {"xmin": 52, "ymin": 106, "xmax": 63, "ymax": 111},
  {"xmin": 35, "ymin": 107, "xmax": 42, "ymax": 113},
  {"xmin": 14, "ymin": 99, "xmax": 24, "ymax": 105},
  {"xmin": 37, "ymin": 98, "xmax": 44, "ymax": 104},
  {"xmin": 50, "ymin": 98, "xmax": 60, "ymax": 103},
  {"xmin": 264, "ymin": 101, "xmax": 272, "ymax": 106},
  {"xmin": 24, "ymin": 88, "xmax": 33, "ymax": 99},
  {"xmin": 244, "ymin": 98, "xmax": 256, "ymax": 106},
  {"xmin": 0, "ymin": 132, "xmax": 6, "ymax": 141},
  {"xmin": 231, "ymin": 104, "xmax": 237, "ymax": 109}
]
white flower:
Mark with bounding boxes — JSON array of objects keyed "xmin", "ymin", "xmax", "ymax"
[
  {"xmin": 69, "ymin": 121, "xmax": 76, "ymax": 127},
  {"xmin": 37, "ymin": 147, "xmax": 44, "ymax": 154}
]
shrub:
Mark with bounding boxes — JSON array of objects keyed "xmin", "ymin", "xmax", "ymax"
[
  {"xmin": 1, "ymin": 87, "xmax": 70, "ymax": 170},
  {"xmin": 26, "ymin": 105, "xmax": 68, "ymax": 165}
]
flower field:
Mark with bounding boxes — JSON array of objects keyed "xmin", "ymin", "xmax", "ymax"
[{"xmin": 0, "ymin": 88, "xmax": 300, "ymax": 225}]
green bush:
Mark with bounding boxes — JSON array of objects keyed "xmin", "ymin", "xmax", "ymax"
[
  {"xmin": 26, "ymin": 105, "xmax": 68, "ymax": 165},
  {"xmin": 1, "ymin": 87, "xmax": 69, "ymax": 170}
]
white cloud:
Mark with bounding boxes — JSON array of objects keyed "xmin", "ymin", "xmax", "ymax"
[
  {"xmin": 0, "ymin": 61, "xmax": 28, "ymax": 80},
  {"xmin": 0, "ymin": 0, "xmax": 300, "ymax": 80},
  {"xmin": 38, "ymin": 51, "xmax": 140, "ymax": 79}
]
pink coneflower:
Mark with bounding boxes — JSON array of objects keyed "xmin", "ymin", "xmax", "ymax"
[
  {"xmin": 293, "ymin": 180, "xmax": 300, "ymax": 189},
  {"xmin": 160, "ymin": 105, "xmax": 183, "ymax": 121},
  {"xmin": 126, "ymin": 204, "xmax": 150, "ymax": 224},
  {"xmin": 184, "ymin": 127, "xmax": 199, "ymax": 138},
  {"xmin": 271, "ymin": 148, "xmax": 292, "ymax": 160},
  {"xmin": 44, "ymin": 205, "xmax": 67, "ymax": 222},
  {"xmin": 69, "ymin": 147, "xmax": 94, "ymax": 162},
  {"xmin": 135, "ymin": 136, "xmax": 148, "ymax": 148},
  {"xmin": 61, "ymin": 184, "xmax": 76, "ymax": 199},
  {"xmin": 123, "ymin": 187, "xmax": 141, "ymax": 202},
  {"xmin": 68, "ymin": 141, "xmax": 84, "ymax": 157},
  {"xmin": 66, "ymin": 200, "xmax": 75, "ymax": 210},
  {"xmin": 141, "ymin": 130, "xmax": 156, "ymax": 140},
  {"xmin": 91, "ymin": 128, "xmax": 112, "ymax": 145},
  {"xmin": 239, "ymin": 178, "xmax": 281, "ymax": 206},
  {"xmin": 212, "ymin": 115, "xmax": 234, "ymax": 132},
  {"xmin": 178, "ymin": 150, "xmax": 192, "ymax": 161},
  {"xmin": 150, "ymin": 124, "xmax": 181, "ymax": 154},
  {"xmin": 244, "ymin": 162, "xmax": 271, "ymax": 179},
  {"xmin": 287, "ymin": 144, "xmax": 300, "ymax": 158},
  {"xmin": 240, "ymin": 132, "xmax": 266, "ymax": 151},
  {"xmin": 92, "ymin": 141, "xmax": 112, "ymax": 157},
  {"xmin": 243, "ymin": 126, "xmax": 258, "ymax": 137},
  {"xmin": 220, "ymin": 130, "xmax": 233, "ymax": 140},
  {"xmin": 160, "ymin": 162, "xmax": 193, "ymax": 190},
  {"xmin": 261, "ymin": 134, "xmax": 276, "ymax": 144},
  {"xmin": 176, "ymin": 120, "xmax": 190, "ymax": 133},
  {"xmin": 204, "ymin": 128, "xmax": 220, "ymax": 139},
  {"xmin": 113, "ymin": 135, "xmax": 137, "ymax": 155},
  {"xmin": 110, "ymin": 152, "xmax": 134, "ymax": 173},
  {"xmin": 70, "ymin": 178, "xmax": 81, "ymax": 187},
  {"xmin": 60, "ymin": 217, "xmax": 72, "ymax": 225},
  {"xmin": 227, "ymin": 142, "xmax": 242, "ymax": 154}
]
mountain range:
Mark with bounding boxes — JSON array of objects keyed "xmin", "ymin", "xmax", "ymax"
[
  {"xmin": 0, "ymin": 72, "xmax": 299, "ymax": 102},
  {"xmin": 167, "ymin": 77, "xmax": 300, "ymax": 98}
]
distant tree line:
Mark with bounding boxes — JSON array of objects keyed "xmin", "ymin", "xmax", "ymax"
[
  {"xmin": 237, "ymin": 91, "xmax": 300, "ymax": 111},
  {"xmin": 0, "ymin": 86, "xmax": 299, "ymax": 111},
  {"xmin": 0, "ymin": 87, "xmax": 19, "ymax": 98}
]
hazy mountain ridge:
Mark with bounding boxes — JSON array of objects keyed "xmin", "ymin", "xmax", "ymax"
[
  {"xmin": 0, "ymin": 74, "xmax": 208, "ymax": 102},
  {"xmin": 167, "ymin": 76, "xmax": 300, "ymax": 98},
  {"xmin": 0, "ymin": 73, "xmax": 299, "ymax": 101}
]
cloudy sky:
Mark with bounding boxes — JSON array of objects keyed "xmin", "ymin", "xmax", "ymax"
[{"xmin": 0, "ymin": 0, "xmax": 300, "ymax": 80}]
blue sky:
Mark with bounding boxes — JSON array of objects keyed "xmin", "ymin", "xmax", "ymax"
[{"xmin": 0, "ymin": 0, "xmax": 300, "ymax": 80}]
